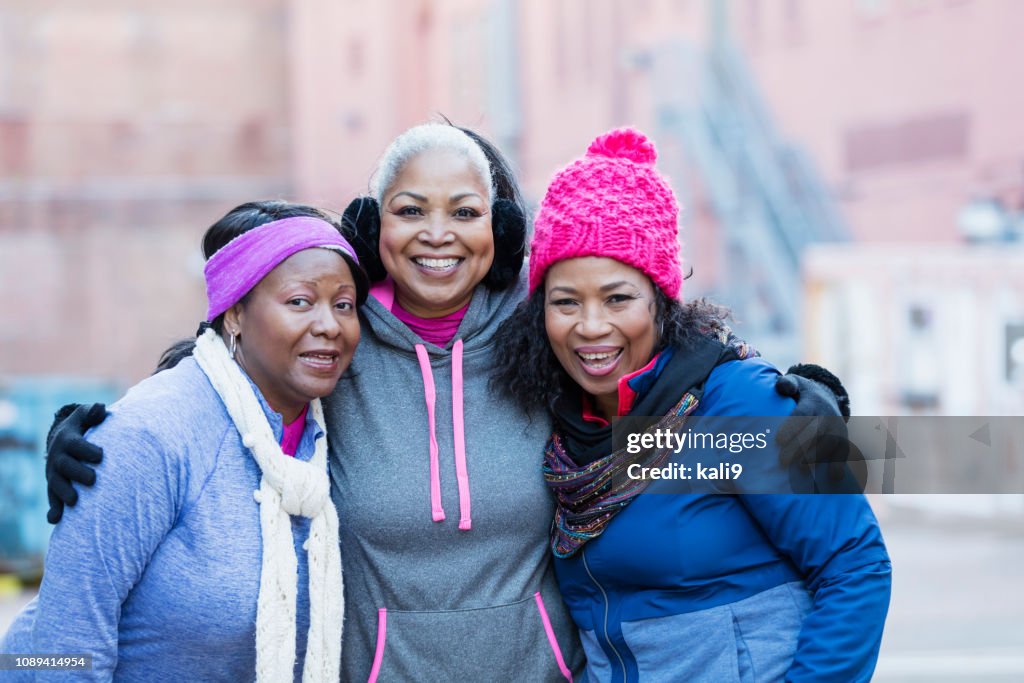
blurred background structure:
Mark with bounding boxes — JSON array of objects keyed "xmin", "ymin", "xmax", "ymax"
[
  {"xmin": 3, "ymin": 0, "xmax": 1023, "ymax": 398},
  {"xmin": 2, "ymin": 1, "xmax": 1023, "ymax": 679}
]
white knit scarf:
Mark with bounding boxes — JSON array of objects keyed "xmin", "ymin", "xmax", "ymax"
[{"xmin": 193, "ymin": 329, "xmax": 343, "ymax": 683}]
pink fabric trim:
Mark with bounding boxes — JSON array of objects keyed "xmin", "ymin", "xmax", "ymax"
[
  {"xmin": 415, "ymin": 344, "xmax": 445, "ymax": 522},
  {"xmin": 393, "ymin": 299, "xmax": 469, "ymax": 348},
  {"xmin": 534, "ymin": 592, "xmax": 573, "ymax": 682},
  {"xmin": 451, "ymin": 340, "xmax": 472, "ymax": 530},
  {"xmin": 367, "ymin": 608, "xmax": 387, "ymax": 683},
  {"xmin": 369, "ymin": 276, "xmax": 396, "ymax": 310},
  {"xmin": 279, "ymin": 404, "xmax": 308, "ymax": 457}
]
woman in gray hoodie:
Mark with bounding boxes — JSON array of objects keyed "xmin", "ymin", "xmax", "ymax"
[
  {"xmin": 43, "ymin": 121, "xmax": 844, "ymax": 682},
  {"xmin": 325, "ymin": 123, "xmax": 584, "ymax": 681}
]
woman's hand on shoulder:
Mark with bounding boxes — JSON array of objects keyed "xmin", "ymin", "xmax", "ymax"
[
  {"xmin": 45, "ymin": 403, "xmax": 107, "ymax": 523},
  {"xmin": 774, "ymin": 365, "xmax": 854, "ymax": 485}
]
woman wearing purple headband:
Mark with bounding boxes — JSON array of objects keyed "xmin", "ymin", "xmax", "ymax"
[
  {"xmin": 1, "ymin": 201, "xmax": 367, "ymax": 681},
  {"xmin": 39, "ymin": 124, "xmax": 849, "ymax": 681}
]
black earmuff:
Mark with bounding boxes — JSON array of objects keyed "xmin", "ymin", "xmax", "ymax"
[
  {"xmin": 340, "ymin": 197, "xmax": 387, "ymax": 282},
  {"xmin": 484, "ymin": 198, "xmax": 527, "ymax": 290}
]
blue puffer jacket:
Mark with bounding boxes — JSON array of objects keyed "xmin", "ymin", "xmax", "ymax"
[{"xmin": 554, "ymin": 357, "xmax": 892, "ymax": 683}]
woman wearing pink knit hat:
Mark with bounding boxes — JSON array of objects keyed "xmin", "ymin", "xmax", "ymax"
[{"xmin": 494, "ymin": 128, "xmax": 891, "ymax": 682}]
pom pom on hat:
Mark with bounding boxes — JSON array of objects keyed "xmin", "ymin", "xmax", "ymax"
[
  {"xmin": 586, "ymin": 127, "xmax": 657, "ymax": 166},
  {"xmin": 529, "ymin": 127, "xmax": 683, "ymax": 298}
]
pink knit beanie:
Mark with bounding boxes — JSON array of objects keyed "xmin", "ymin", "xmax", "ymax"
[{"xmin": 528, "ymin": 127, "xmax": 682, "ymax": 298}]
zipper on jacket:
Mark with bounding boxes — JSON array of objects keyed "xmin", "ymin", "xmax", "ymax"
[{"xmin": 582, "ymin": 547, "xmax": 627, "ymax": 681}]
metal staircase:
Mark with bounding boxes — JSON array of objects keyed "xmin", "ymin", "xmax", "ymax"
[{"xmin": 651, "ymin": 38, "xmax": 848, "ymax": 367}]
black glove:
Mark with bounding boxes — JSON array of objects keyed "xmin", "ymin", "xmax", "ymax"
[
  {"xmin": 775, "ymin": 365, "xmax": 853, "ymax": 486},
  {"xmin": 45, "ymin": 402, "xmax": 107, "ymax": 524},
  {"xmin": 779, "ymin": 363, "xmax": 851, "ymax": 418}
]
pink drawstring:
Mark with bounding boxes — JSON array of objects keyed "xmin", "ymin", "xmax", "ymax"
[
  {"xmin": 415, "ymin": 344, "xmax": 445, "ymax": 522},
  {"xmin": 414, "ymin": 340, "xmax": 472, "ymax": 530},
  {"xmin": 451, "ymin": 340, "xmax": 472, "ymax": 530}
]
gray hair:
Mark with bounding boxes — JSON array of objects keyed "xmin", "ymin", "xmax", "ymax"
[{"xmin": 371, "ymin": 123, "xmax": 495, "ymax": 208}]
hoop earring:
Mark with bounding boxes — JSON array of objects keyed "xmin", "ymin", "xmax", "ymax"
[{"xmin": 229, "ymin": 333, "xmax": 238, "ymax": 359}]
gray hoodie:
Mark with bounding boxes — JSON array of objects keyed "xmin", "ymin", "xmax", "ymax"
[{"xmin": 323, "ymin": 272, "xmax": 584, "ymax": 682}]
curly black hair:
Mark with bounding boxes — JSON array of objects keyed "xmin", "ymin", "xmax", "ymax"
[{"xmin": 490, "ymin": 287, "xmax": 732, "ymax": 415}]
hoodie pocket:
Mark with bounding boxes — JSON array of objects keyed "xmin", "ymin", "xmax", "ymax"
[{"xmin": 368, "ymin": 593, "xmax": 573, "ymax": 682}]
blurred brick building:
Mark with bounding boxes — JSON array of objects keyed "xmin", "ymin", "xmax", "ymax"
[
  {"xmin": 293, "ymin": 0, "xmax": 1024, "ymax": 371},
  {"xmin": 732, "ymin": 0, "xmax": 1024, "ymax": 243},
  {"xmin": 298, "ymin": 0, "xmax": 1024, "ymax": 237},
  {"xmin": 1, "ymin": 1, "xmax": 292, "ymax": 383},
  {"xmin": 2, "ymin": 0, "xmax": 1023, "ymax": 387}
]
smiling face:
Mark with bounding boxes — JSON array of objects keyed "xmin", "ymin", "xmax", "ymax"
[
  {"xmin": 378, "ymin": 147, "xmax": 495, "ymax": 318},
  {"xmin": 544, "ymin": 257, "xmax": 660, "ymax": 419},
  {"xmin": 225, "ymin": 248, "xmax": 360, "ymax": 423}
]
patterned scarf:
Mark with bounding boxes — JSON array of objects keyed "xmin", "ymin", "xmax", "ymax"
[{"xmin": 544, "ymin": 331, "xmax": 754, "ymax": 558}]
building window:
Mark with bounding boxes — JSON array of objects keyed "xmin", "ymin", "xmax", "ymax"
[
  {"xmin": 744, "ymin": 0, "xmax": 761, "ymax": 43},
  {"xmin": 1007, "ymin": 322, "xmax": 1024, "ymax": 384},
  {"xmin": 855, "ymin": 0, "xmax": 888, "ymax": 18},
  {"xmin": 784, "ymin": 0, "xmax": 803, "ymax": 43},
  {"xmin": 844, "ymin": 112, "xmax": 970, "ymax": 172},
  {"xmin": 348, "ymin": 39, "xmax": 364, "ymax": 77}
]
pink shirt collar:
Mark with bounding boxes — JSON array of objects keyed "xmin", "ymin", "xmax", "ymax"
[
  {"xmin": 371, "ymin": 276, "xmax": 469, "ymax": 348},
  {"xmin": 280, "ymin": 404, "xmax": 309, "ymax": 457}
]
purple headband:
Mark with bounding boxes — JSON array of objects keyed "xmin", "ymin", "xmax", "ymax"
[{"xmin": 204, "ymin": 215, "xmax": 359, "ymax": 321}]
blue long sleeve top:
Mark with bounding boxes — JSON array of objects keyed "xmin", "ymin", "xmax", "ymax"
[{"xmin": 0, "ymin": 357, "xmax": 320, "ymax": 681}]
